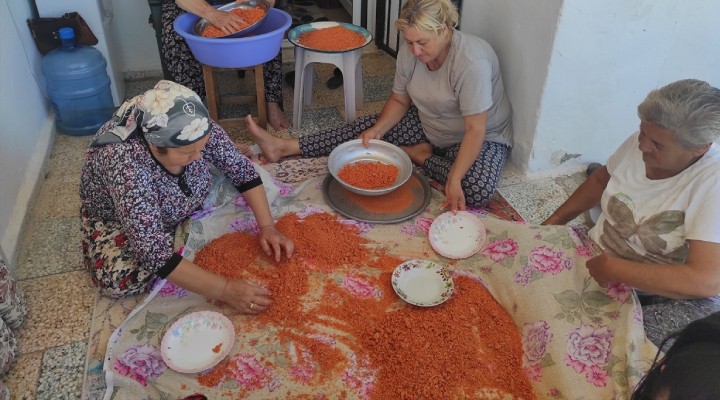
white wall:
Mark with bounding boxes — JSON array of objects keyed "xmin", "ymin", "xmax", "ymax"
[
  {"xmin": 0, "ymin": 0, "xmax": 56, "ymax": 266},
  {"xmin": 461, "ymin": 0, "xmax": 562, "ymax": 174},
  {"xmin": 531, "ymin": 0, "xmax": 720, "ymax": 175},
  {"xmin": 111, "ymin": 0, "xmax": 163, "ymax": 74},
  {"xmin": 464, "ymin": 0, "xmax": 720, "ymax": 176}
]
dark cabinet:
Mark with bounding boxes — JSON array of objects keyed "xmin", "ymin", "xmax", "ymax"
[{"xmin": 147, "ymin": 0, "xmax": 172, "ymax": 79}]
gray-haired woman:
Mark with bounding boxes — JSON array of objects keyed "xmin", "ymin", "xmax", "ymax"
[
  {"xmin": 544, "ymin": 79, "xmax": 720, "ymax": 346},
  {"xmin": 80, "ymin": 80, "xmax": 294, "ymax": 314},
  {"xmin": 245, "ymin": 0, "xmax": 513, "ymax": 211}
]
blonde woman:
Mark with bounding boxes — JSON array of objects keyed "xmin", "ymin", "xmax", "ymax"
[{"xmin": 247, "ymin": 0, "xmax": 513, "ymax": 211}]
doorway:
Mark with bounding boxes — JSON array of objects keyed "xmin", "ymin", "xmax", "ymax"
[
  {"xmin": 374, "ymin": 0, "xmax": 463, "ymax": 57},
  {"xmin": 277, "ymin": 0, "xmax": 352, "ymax": 28}
]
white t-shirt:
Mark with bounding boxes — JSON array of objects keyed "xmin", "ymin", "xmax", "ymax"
[
  {"xmin": 392, "ymin": 30, "xmax": 513, "ymax": 149},
  {"xmin": 588, "ymin": 131, "xmax": 720, "ymax": 265}
]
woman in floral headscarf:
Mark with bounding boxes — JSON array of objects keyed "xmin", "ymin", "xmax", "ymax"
[{"xmin": 80, "ymin": 80, "xmax": 293, "ymax": 314}]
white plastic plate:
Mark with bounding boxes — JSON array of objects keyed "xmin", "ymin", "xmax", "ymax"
[
  {"xmin": 429, "ymin": 211, "xmax": 487, "ymax": 259},
  {"xmin": 161, "ymin": 310, "xmax": 235, "ymax": 373}
]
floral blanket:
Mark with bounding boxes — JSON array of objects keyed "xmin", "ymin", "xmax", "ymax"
[{"xmin": 103, "ymin": 167, "xmax": 658, "ymax": 400}]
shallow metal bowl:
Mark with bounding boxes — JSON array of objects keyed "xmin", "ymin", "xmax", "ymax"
[
  {"xmin": 328, "ymin": 140, "xmax": 413, "ymax": 196},
  {"xmin": 193, "ymin": 0, "xmax": 270, "ymax": 38}
]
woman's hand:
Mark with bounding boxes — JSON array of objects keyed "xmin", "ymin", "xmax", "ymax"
[
  {"xmin": 220, "ymin": 279, "xmax": 272, "ymax": 314},
  {"xmin": 258, "ymin": 225, "xmax": 294, "ymax": 262},
  {"xmin": 358, "ymin": 127, "xmax": 384, "ymax": 147},
  {"xmin": 586, "ymin": 252, "xmax": 614, "ymax": 288},
  {"xmin": 541, "ymin": 213, "xmax": 568, "ymax": 226},
  {"xmin": 206, "ymin": 9, "xmax": 247, "ymax": 35},
  {"xmin": 441, "ymin": 179, "xmax": 466, "ymax": 213}
]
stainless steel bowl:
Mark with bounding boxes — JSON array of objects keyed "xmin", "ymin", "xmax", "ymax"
[
  {"xmin": 328, "ymin": 139, "xmax": 413, "ymax": 196},
  {"xmin": 193, "ymin": 0, "xmax": 271, "ymax": 38}
]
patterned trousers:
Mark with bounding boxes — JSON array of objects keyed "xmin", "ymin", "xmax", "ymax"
[
  {"xmin": 640, "ymin": 294, "xmax": 720, "ymax": 349},
  {"xmin": 300, "ymin": 106, "xmax": 510, "ymax": 206}
]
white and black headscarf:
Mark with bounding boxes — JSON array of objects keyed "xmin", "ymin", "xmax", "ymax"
[{"xmin": 91, "ymin": 80, "xmax": 212, "ymax": 148}]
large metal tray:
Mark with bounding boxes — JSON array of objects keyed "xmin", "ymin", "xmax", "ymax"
[{"xmin": 322, "ymin": 170, "xmax": 432, "ymax": 224}]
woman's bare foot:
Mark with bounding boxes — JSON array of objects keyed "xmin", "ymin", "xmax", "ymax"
[
  {"xmin": 267, "ymin": 102, "xmax": 290, "ymax": 131},
  {"xmin": 245, "ymin": 115, "xmax": 301, "ymax": 162},
  {"xmin": 401, "ymin": 142, "xmax": 433, "ymax": 165}
]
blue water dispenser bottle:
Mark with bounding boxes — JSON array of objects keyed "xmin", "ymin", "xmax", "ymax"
[{"xmin": 41, "ymin": 27, "xmax": 115, "ymax": 136}]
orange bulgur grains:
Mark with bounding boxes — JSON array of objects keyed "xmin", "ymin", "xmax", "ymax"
[
  {"xmin": 197, "ymin": 359, "xmax": 231, "ymax": 387},
  {"xmin": 200, "ymin": 7, "xmax": 265, "ymax": 38},
  {"xmin": 338, "ymin": 161, "xmax": 399, "ymax": 190},
  {"xmin": 344, "ymin": 174, "xmax": 419, "ymax": 213},
  {"xmin": 298, "ymin": 25, "xmax": 366, "ymax": 51},
  {"xmin": 274, "ymin": 213, "xmax": 371, "ymax": 271},
  {"xmin": 192, "ymin": 212, "xmax": 536, "ymax": 399}
]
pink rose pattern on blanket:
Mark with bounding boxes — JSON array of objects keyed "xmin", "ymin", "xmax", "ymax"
[{"xmin": 105, "ymin": 176, "xmax": 658, "ymax": 399}]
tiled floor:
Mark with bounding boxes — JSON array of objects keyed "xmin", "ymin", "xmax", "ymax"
[{"xmin": 5, "ymin": 45, "xmax": 590, "ymax": 399}]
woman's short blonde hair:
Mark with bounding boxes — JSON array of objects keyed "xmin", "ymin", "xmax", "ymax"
[{"xmin": 395, "ymin": 0, "xmax": 459, "ymax": 36}]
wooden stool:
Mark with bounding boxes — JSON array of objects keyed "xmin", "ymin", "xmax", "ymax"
[{"xmin": 202, "ymin": 63, "xmax": 267, "ymax": 130}]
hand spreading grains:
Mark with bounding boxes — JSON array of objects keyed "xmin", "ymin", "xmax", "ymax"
[{"xmin": 200, "ymin": 7, "xmax": 265, "ymax": 38}]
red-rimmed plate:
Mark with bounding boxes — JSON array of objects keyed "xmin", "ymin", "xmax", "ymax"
[
  {"xmin": 161, "ymin": 310, "xmax": 235, "ymax": 373},
  {"xmin": 391, "ymin": 259, "xmax": 454, "ymax": 307},
  {"xmin": 429, "ymin": 211, "xmax": 487, "ymax": 259}
]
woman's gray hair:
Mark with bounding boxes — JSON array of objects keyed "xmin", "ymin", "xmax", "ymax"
[
  {"xmin": 395, "ymin": 0, "xmax": 459, "ymax": 36},
  {"xmin": 637, "ymin": 79, "xmax": 720, "ymax": 150}
]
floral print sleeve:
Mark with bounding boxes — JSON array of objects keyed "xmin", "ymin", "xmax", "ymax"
[
  {"xmin": 102, "ymin": 148, "xmax": 180, "ymax": 274},
  {"xmin": 203, "ymin": 122, "xmax": 262, "ymax": 193}
]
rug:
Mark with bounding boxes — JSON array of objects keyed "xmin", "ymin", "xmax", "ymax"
[{"xmin": 98, "ymin": 166, "xmax": 658, "ymax": 399}]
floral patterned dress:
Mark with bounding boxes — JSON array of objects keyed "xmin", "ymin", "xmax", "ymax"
[
  {"xmin": 0, "ymin": 258, "xmax": 27, "ymax": 397},
  {"xmin": 80, "ymin": 120, "xmax": 262, "ymax": 298}
]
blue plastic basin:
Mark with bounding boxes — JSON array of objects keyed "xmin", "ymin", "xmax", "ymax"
[{"xmin": 174, "ymin": 8, "xmax": 291, "ymax": 68}]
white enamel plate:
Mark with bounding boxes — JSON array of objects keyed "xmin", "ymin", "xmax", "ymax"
[
  {"xmin": 392, "ymin": 259, "xmax": 455, "ymax": 307},
  {"xmin": 161, "ymin": 310, "xmax": 235, "ymax": 373},
  {"xmin": 429, "ymin": 211, "xmax": 487, "ymax": 259}
]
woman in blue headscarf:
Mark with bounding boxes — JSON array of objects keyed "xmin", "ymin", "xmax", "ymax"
[{"xmin": 80, "ymin": 80, "xmax": 293, "ymax": 314}]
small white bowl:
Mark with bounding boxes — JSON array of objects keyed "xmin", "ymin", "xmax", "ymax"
[{"xmin": 327, "ymin": 139, "xmax": 412, "ymax": 196}]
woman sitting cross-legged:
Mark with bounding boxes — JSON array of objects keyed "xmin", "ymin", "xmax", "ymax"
[
  {"xmin": 543, "ymin": 78, "xmax": 720, "ymax": 346},
  {"xmin": 80, "ymin": 80, "xmax": 294, "ymax": 314},
  {"xmin": 246, "ymin": 0, "xmax": 513, "ymax": 212}
]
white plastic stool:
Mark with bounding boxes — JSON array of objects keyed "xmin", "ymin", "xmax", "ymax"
[{"xmin": 292, "ymin": 46, "xmax": 363, "ymax": 130}]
